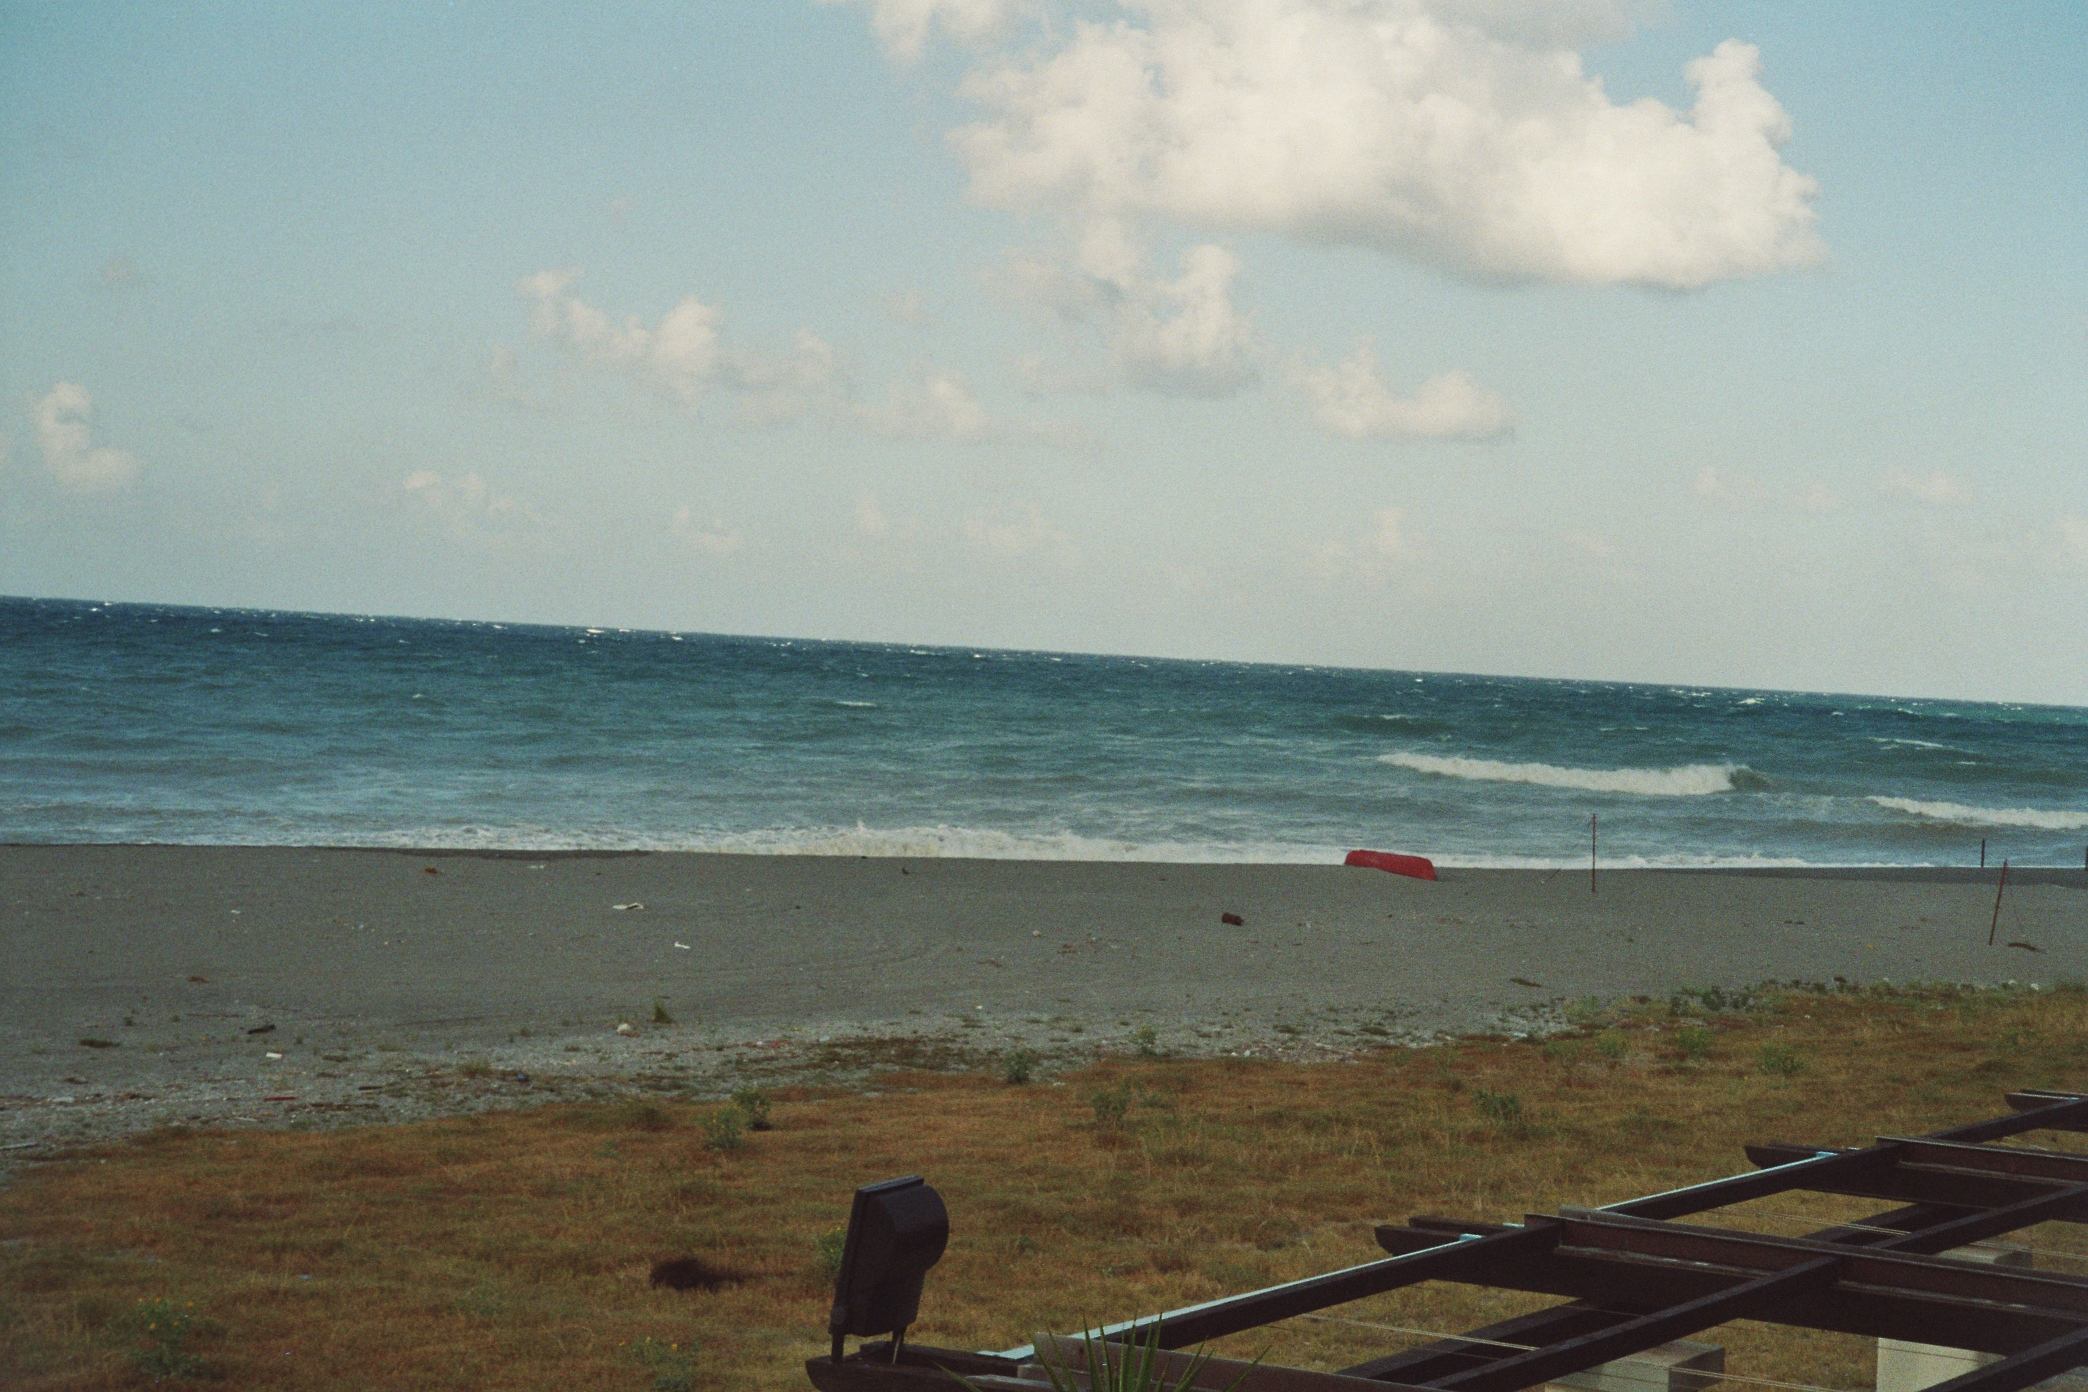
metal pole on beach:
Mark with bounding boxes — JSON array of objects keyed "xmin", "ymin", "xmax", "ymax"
[{"xmin": 1590, "ymin": 813, "xmax": 1597, "ymax": 895}]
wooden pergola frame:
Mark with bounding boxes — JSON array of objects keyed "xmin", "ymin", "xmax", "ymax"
[{"xmin": 809, "ymin": 1090, "xmax": 2088, "ymax": 1392}]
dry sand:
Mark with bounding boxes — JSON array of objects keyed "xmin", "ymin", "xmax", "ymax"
[{"xmin": 4, "ymin": 845, "xmax": 2082, "ymax": 1171}]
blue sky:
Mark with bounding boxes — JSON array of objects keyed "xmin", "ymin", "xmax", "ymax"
[{"xmin": 3, "ymin": 1, "xmax": 2083, "ymax": 703}]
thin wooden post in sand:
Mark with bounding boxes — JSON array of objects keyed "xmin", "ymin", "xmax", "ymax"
[
  {"xmin": 1981, "ymin": 838, "xmax": 1986, "ymax": 868},
  {"xmin": 1988, "ymin": 859, "xmax": 2010, "ymax": 946},
  {"xmin": 1590, "ymin": 813, "xmax": 1598, "ymax": 895}
]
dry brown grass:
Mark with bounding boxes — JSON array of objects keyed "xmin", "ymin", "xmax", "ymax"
[{"xmin": 7, "ymin": 982, "xmax": 2088, "ymax": 1391}]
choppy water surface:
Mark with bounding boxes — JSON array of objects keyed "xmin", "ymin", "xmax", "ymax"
[{"xmin": 4, "ymin": 596, "xmax": 2083, "ymax": 866}]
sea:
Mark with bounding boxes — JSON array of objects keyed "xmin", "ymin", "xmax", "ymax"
[{"xmin": 4, "ymin": 596, "xmax": 2085, "ymax": 868}]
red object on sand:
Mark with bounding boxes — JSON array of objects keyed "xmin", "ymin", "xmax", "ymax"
[{"xmin": 1344, "ymin": 849, "xmax": 1436, "ymax": 881}]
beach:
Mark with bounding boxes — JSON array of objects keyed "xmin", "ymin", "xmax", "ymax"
[{"xmin": 5, "ymin": 844, "xmax": 2082, "ymax": 1166}]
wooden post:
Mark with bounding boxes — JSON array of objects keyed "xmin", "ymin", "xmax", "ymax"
[
  {"xmin": 1980, "ymin": 838, "xmax": 1986, "ymax": 868},
  {"xmin": 1590, "ymin": 813, "xmax": 1598, "ymax": 895},
  {"xmin": 1988, "ymin": 860, "xmax": 2010, "ymax": 947}
]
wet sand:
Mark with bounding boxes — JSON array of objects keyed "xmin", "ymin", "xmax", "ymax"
[{"xmin": 3, "ymin": 845, "xmax": 2082, "ymax": 1166}]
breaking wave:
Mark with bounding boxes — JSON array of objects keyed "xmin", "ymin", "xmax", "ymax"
[
  {"xmin": 1381, "ymin": 752, "xmax": 1757, "ymax": 797},
  {"xmin": 1867, "ymin": 797, "xmax": 2088, "ymax": 832}
]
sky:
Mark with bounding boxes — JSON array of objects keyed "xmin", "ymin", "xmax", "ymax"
[{"xmin": 2, "ymin": 1, "xmax": 2083, "ymax": 705}]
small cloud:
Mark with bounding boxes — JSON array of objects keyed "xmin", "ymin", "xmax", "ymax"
[
  {"xmin": 1696, "ymin": 465, "xmax": 1836, "ymax": 512},
  {"xmin": 860, "ymin": 360, "xmax": 996, "ymax": 441},
  {"xmin": 609, "ymin": 195, "xmax": 634, "ymax": 225},
  {"xmin": 1005, "ymin": 221, "xmax": 1257, "ymax": 397},
  {"xmin": 1310, "ymin": 506, "xmax": 1428, "ymax": 582},
  {"xmin": 670, "ymin": 506, "xmax": 744, "ymax": 555},
  {"xmin": 399, "ymin": 469, "xmax": 539, "ymax": 539},
  {"xmin": 31, "ymin": 382, "xmax": 140, "ymax": 493},
  {"xmin": 98, "ymin": 256, "xmax": 143, "ymax": 290},
  {"xmin": 1881, "ymin": 469, "xmax": 1962, "ymax": 505},
  {"xmin": 855, "ymin": 492, "xmax": 891, "ymax": 537},
  {"xmin": 961, "ymin": 507, "xmax": 1076, "ymax": 562},
  {"xmin": 2053, "ymin": 515, "xmax": 2088, "ymax": 569},
  {"xmin": 484, "ymin": 345, "xmax": 544, "ymax": 411},
  {"xmin": 885, "ymin": 289, "xmax": 932, "ymax": 325},
  {"xmin": 1292, "ymin": 343, "xmax": 1512, "ymax": 441},
  {"xmin": 822, "ymin": 0, "xmax": 1031, "ymax": 61}
]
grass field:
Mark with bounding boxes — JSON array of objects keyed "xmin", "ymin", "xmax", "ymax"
[{"xmin": 7, "ymin": 981, "xmax": 2088, "ymax": 1391}]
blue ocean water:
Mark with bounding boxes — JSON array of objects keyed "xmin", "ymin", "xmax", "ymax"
[{"xmin": 4, "ymin": 596, "xmax": 2085, "ymax": 867}]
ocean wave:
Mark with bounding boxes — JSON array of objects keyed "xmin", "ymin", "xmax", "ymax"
[
  {"xmin": 1867, "ymin": 797, "xmax": 2088, "ymax": 832},
  {"xmin": 1379, "ymin": 752, "xmax": 1757, "ymax": 797}
]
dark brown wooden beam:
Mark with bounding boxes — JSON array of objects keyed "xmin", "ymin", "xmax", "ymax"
[
  {"xmin": 1917, "ymin": 1324, "xmax": 2088, "ymax": 1392},
  {"xmin": 1427, "ymin": 1258, "xmax": 1842, "ymax": 1392}
]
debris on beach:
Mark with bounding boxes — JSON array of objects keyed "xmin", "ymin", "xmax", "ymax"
[
  {"xmin": 1511, "ymin": 977, "xmax": 1545, "ymax": 988},
  {"xmin": 247, "ymin": 1023, "xmax": 276, "ymax": 1035},
  {"xmin": 613, "ymin": 902, "xmax": 644, "ymax": 911},
  {"xmin": 2007, "ymin": 940, "xmax": 2042, "ymax": 952},
  {"xmin": 616, "ymin": 1022, "xmax": 637, "ymax": 1036},
  {"xmin": 1221, "ymin": 912, "xmax": 1244, "ymax": 926},
  {"xmin": 673, "ymin": 941, "xmax": 691, "ymax": 950}
]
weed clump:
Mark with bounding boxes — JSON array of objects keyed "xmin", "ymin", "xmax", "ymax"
[
  {"xmin": 1472, "ymin": 1088, "xmax": 1531, "ymax": 1137},
  {"xmin": 1088, "ymin": 1083, "xmax": 1133, "ymax": 1128},
  {"xmin": 652, "ymin": 997, "xmax": 675, "ymax": 1026},
  {"xmin": 456, "ymin": 1057, "xmax": 496, "ymax": 1079},
  {"xmin": 814, "ymin": 1227, "xmax": 847, "ymax": 1282},
  {"xmin": 1131, "ymin": 1025, "xmax": 1161, "ymax": 1057},
  {"xmin": 629, "ymin": 1335, "xmax": 699, "ymax": 1392},
  {"xmin": 1757, "ymin": 1042, "xmax": 1805, "ymax": 1078},
  {"xmin": 730, "ymin": 1085, "xmax": 773, "ymax": 1131},
  {"xmin": 111, "ymin": 1297, "xmax": 220, "ymax": 1380},
  {"xmin": 1594, "ymin": 1032, "xmax": 1629, "ymax": 1062},
  {"xmin": 1001, "ymin": 1047, "xmax": 1041, "ymax": 1084},
  {"xmin": 1675, "ymin": 1026, "xmax": 1713, "ymax": 1062},
  {"xmin": 701, "ymin": 1107, "xmax": 744, "ymax": 1152}
]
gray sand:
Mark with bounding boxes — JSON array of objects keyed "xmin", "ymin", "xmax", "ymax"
[{"xmin": 4, "ymin": 845, "xmax": 2082, "ymax": 1169}]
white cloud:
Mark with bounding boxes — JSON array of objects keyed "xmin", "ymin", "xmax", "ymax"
[
  {"xmin": 1309, "ymin": 504, "xmax": 1426, "ymax": 582},
  {"xmin": 961, "ymin": 507, "xmax": 1078, "ymax": 562},
  {"xmin": 1881, "ymin": 468, "xmax": 1962, "ymax": 505},
  {"xmin": 31, "ymin": 382, "xmax": 141, "ymax": 493},
  {"xmin": 860, "ymin": 360, "xmax": 998, "ymax": 440},
  {"xmin": 670, "ymin": 506, "xmax": 746, "ymax": 555},
  {"xmin": 855, "ymin": 492, "xmax": 893, "ymax": 536},
  {"xmin": 401, "ymin": 469, "xmax": 529, "ymax": 522},
  {"xmin": 522, "ymin": 269, "xmax": 726, "ymax": 405},
  {"xmin": 520, "ymin": 270, "xmax": 849, "ymax": 423},
  {"xmin": 1694, "ymin": 465, "xmax": 1837, "ymax": 513},
  {"xmin": 885, "ymin": 289, "xmax": 933, "ymax": 325},
  {"xmin": 1292, "ymin": 343, "xmax": 1511, "ymax": 439},
  {"xmin": 1008, "ymin": 219, "xmax": 1257, "ymax": 395},
  {"xmin": 824, "ymin": 0, "xmax": 1033, "ymax": 60},
  {"xmin": 948, "ymin": 2, "xmax": 1820, "ymax": 289}
]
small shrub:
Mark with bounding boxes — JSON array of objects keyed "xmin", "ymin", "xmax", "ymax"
[
  {"xmin": 1540, "ymin": 1039, "xmax": 1579, "ymax": 1066},
  {"xmin": 1131, "ymin": 1025, "xmax": 1160, "ymax": 1057},
  {"xmin": 1088, "ymin": 1084, "xmax": 1133, "ymax": 1128},
  {"xmin": 1758, "ymin": 1042, "xmax": 1805, "ymax": 1077},
  {"xmin": 456, "ymin": 1057, "xmax": 495, "ymax": 1079},
  {"xmin": 614, "ymin": 1100, "xmax": 675, "ymax": 1132},
  {"xmin": 730, "ymin": 1085, "xmax": 772, "ymax": 1130},
  {"xmin": 1675, "ymin": 1026, "xmax": 1713, "ymax": 1062},
  {"xmin": 701, "ymin": 1108, "xmax": 744, "ymax": 1152},
  {"xmin": 1001, "ymin": 1047, "xmax": 1041, "ymax": 1084},
  {"xmin": 652, "ymin": 997, "xmax": 675, "ymax": 1026},
  {"xmin": 1473, "ymin": 1089, "xmax": 1525, "ymax": 1129},
  {"xmin": 814, "ymin": 1227, "xmax": 847, "ymax": 1282},
  {"xmin": 1594, "ymin": 1031, "xmax": 1629, "ymax": 1062},
  {"xmin": 110, "ymin": 1298, "xmax": 220, "ymax": 1380},
  {"xmin": 630, "ymin": 1335, "xmax": 699, "ymax": 1392}
]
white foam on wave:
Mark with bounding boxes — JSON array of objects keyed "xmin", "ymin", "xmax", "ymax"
[
  {"xmin": 1868, "ymin": 797, "xmax": 2088, "ymax": 832},
  {"xmin": 1380, "ymin": 751, "xmax": 1748, "ymax": 797}
]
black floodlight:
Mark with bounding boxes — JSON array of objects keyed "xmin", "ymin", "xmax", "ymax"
[{"xmin": 827, "ymin": 1175, "xmax": 949, "ymax": 1362}]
